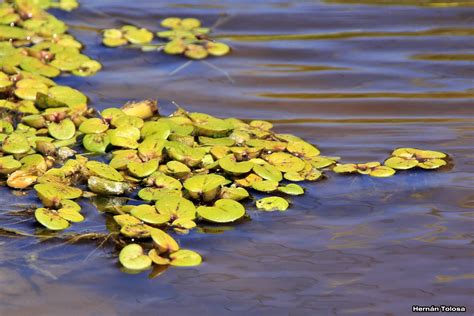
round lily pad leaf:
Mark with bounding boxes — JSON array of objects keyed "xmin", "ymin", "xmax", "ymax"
[
  {"xmin": 138, "ymin": 187, "xmax": 182, "ymax": 201},
  {"xmin": 127, "ymin": 159, "xmax": 159, "ymax": 178},
  {"xmin": 14, "ymin": 78, "xmax": 49, "ymax": 100},
  {"xmin": 101, "ymin": 108, "xmax": 125, "ymax": 121},
  {"xmin": 148, "ymin": 249, "xmax": 170, "ymax": 265},
  {"xmin": 79, "ymin": 118, "xmax": 109, "ymax": 134},
  {"xmin": 198, "ymin": 136, "xmax": 235, "ymax": 147},
  {"xmin": 265, "ymin": 152, "xmax": 305, "ymax": 173},
  {"xmin": 138, "ymin": 138, "xmax": 165, "ymax": 161},
  {"xmin": 246, "ymin": 139, "xmax": 286, "ymax": 152},
  {"xmin": 34, "ymin": 183, "xmax": 82, "ymax": 207},
  {"xmin": 307, "ymin": 156, "xmax": 337, "ymax": 169},
  {"xmin": 0, "ymin": 155, "xmax": 21, "ymax": 174},
  {"xmin": 251, "ymin": 180, "xmax": 279, "ymax": 192},
  {"xmin": 2, "ymin": 133, "xmax": 30, "ymax": 154},
  {"xmin": 151, "ymin": 229, "xmax": 180, "ymax": 253},
  {"xmin": 253, "ymin": 163, "xmax": 282, "ymax": 182},
  {"xmin": 169, "ymin": 249, "xmax": 202, "ymax": 267},
  {"xmin": 120, "ymin": 223, "xmax": 153, "ymax": 238},
  {"xmin": 197, "ymin": 199, "xmax": 245, "ymax": 223},
  {"xmin": 35, "ymin": 208, "xmax": 70, "ymax": 230},
  {"xmin": 119, "ymin": 244, "xmax": 152, "ymax": 271},
  {"xmin": 219, "ymin": 155, "xmax": 253, "ymax": 175},
  {"xmin": 384, "ymin": 157, "xmax": 418, "ymax": 170},
  {"xmin": 160, "ymin": 17, "xmax": 182, "ymax": 29},
  {"xmin": 112, "ymin": 114, "xmax": 144, "ymax": 129},
  {"xmin": 416, "ymin": 149, "xmax": 447, "ymax": 159},
  {"xmin": 103, "ymin": 36, "xmax": 127, "ymax": 47},
  {"xmin": 50, "ymin": 51, "xmax": 89, "ymax": 71},
  {"xmin": 184, "ymin": 174, "xmax": 229, "ymax": 202},
  {"xmin": 418, "ymin": 158, "xmax": 447, "ymax": 169},
  {"xmin": 234, "ymin": 173, "xmax": 263, "ymax": 187},
  {"xmin": 48, "ymin": 118, "xmax": 76, "ymax": 140},
  {"xmin": 86, "ymin": 160, "xmax": 124, "ymax": 182},
  {"xmin": 286, "ymin": 141, "xmax": 320, "ymax": 157},
  {"xmin": 165, "ymin": 141, "xmax": 206, "ymax": 167},
  {"xmin": 155, "ymin": 197, "xmax": 196, "ymax": 220},
  {"xmin": 20, "ymin": 56, "xmax": 60, "ymax": 78},
  {"xmin": 180, "ymin": 18, "xmax": 201, "ymax": 30},
  {"xmin": 124, "ymin": 27, "xmax": 153, "ymax": 44},
  {"xmin": 220, "ymin": 187, "xmax": 249, "ymax": 201},
  {"xmin": 164, "ymin": 39, "xmax": 186, "ymax": 55},
  {"xmin": 60, "ymin": 199, "xmax": 81, "ymax": 212},
  {"xmin": 57, "ymin": 208, "xmax": 84, "ymax": 223},
  {"xmin": 141, "ymin": 121, "xmax": 170, "ymax": 139},
  {"xmin": 256, "ymin": 197, "xmax": 289, "ymax": 212},
  {"xmin": 278, "ymin": 183, "xmax": 304, "ymax": 195},
  {"xmin": 45, "ymin": 86, "xmax": 88, "ymax": 111},
  {"xmin": 114, "ymin": 214, "xmax": 142, "ymax": 227},
  {"xmin": 83, "ymin": 133, "xmax": 110, "ymax": 153},
  {"xmin": 154, "ymin": 173, "xmax": 183, "ymax": 190},
  {"xmin": 333, "ymin": 164, "xmax": 357, "ymax": 174},
  {"xmin": 172, "ymin": 218, "xmax": 197, "ymax": 230},
  {"xmin": 131, "ymin": 204, "xmax": 170, "ymax": 225},
  {"xmin": 108, "ymin": 126, "xmax": 140, "ymax": 149},
  {"xmin": 72, "ymin": 59, "xmax": 102, "ymax": 77},
  {"xmin": 185, "ymin": 44, "xmax": 208, "ymax": 60},
  {"xmin": 369, "ymin": 166, "xmax": 396, "ymax": 177},
  {"xmin": 206, "ymin": 42, "xmax": 230, "ymax": 56},
  {"xmin": 165, "ymin": 160, "xmax": 191, "ymax": 178}
]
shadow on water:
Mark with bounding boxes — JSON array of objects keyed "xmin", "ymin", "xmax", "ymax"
[{"xmin": 1, "ymin": 0, "xmax": 473, "ymax": 315}]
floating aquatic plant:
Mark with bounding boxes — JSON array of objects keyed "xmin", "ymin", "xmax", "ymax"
[
  {"xmin": 101, "ymin": 17, "xmax": 230, "ymax": 60},
  {"xmin": 333, "ymin": 162, "xmax": 396, "ymax": 177},
  {"xmin": 0, "ymin": 0, "xmax": 450, "ymax": 276},
  {"xmin": 384, "ymin": 148, "xmax": 447, "ymax": 170}
]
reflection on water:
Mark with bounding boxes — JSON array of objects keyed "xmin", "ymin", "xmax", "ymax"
[{"xmin": 1, "ymin": 0, "xmax": 474, "ymax": 315}]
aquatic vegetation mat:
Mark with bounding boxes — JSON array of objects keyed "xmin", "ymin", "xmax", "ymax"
[
  {"xmin": 0, "ymin": 1, "xmax": 450, "ymax": 276},
  {"xmin": 102, "ymin": 17, "xmax": 231, "ymax": 59}
]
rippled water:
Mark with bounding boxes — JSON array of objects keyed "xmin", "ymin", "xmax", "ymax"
[{"xmin": 1, "ymin": 0, "xmax": 473, "ymax": 315}]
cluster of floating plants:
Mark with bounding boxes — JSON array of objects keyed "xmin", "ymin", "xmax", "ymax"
[
  {"xmin": 102, "ymin": 17, "xmax": 231, "ymax": 59},
  {"xmin": 0, "ymin": 1, "xmax": 450, "ymax": 274}
]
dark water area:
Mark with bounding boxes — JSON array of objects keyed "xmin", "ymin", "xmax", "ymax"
[{"xmin": 1, "ymin": 0, "xmax": 473, "ymax": 315}]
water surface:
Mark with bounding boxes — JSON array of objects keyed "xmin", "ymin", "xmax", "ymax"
[{"xmin": 1, "ymin": 0, "xmax": 473, "ymax": 315}]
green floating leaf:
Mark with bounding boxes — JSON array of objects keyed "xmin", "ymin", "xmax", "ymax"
[
  {"xmin": 278, "ymin": 183, "xmax": 304, "ymax": 195},
  {"xmin": 151, "ymin": 228, "xmax": 180, "ymax": 253},
  {"xmin": 48, "ymin": 118, "xmax": 76, "ymax": 140},
  {"xmin": 251, "ymin": 179, "xmax": 279, "ymax": 192},
  {"xmin": 155, "ymin": 197, "xmax": 196, "ymax": 220},
  {"xmin": 219, "ymin": 155, "xmax": 253, "ymax": 175},
  {"xmin": 184, "ymin": 174, "xmax": 229, "ymax": 202},
  {"xmin": 83, "ymin": 133, "xmax": 110, "ymax": 153},
  {"xmin": 34, "ymin": 183, "xmax": 82, "ymax": 207},
  {"xmin": 35, "ymin": 208, "xmax": 70, "ymax": 230},
  {"xmin": 119, "ymin": 244, "xmax": 152, "ymax": 271},
  {"xmin": 197, "ymin": 199, "xmax": 245, "ymax": 223},
  {"xmin": 127, "ymin": 159, "xmax": 159, "ymax": 178},
  {"xmin": 131, "ymin": 204, "xmax": 170, "ymax": 225},
  {"xmin": 86, "ymin": 160, "xmax": 124, "ymax": 182},
  {"xmin": 253, "ymin": 163, "xmax": 282, "ymax": 182},
  {"xmin": 265, "ymin": 152, "xmax": 306, "ymax": 173},
  {"xmin": 79, "ymin": 118, "xmax": 109, "ymax": 134},
  {"xmin": 169, "ymin": 249, "xmax": 202, "ymax": 267},
  {"xmin": 2, "ymin": 133, "xmax": 30, "ymax": 154},
  {"xmin": 256, "ymin": 197, "xmax": 289, "ymax": 212}
]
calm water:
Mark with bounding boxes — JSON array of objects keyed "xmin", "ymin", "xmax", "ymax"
[{"xmin": 1, "ymin": 1, "xmax": 473, "ymax": 315}]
